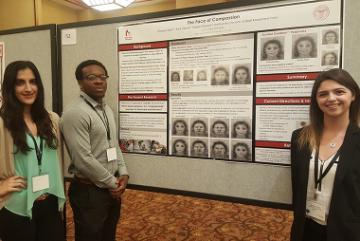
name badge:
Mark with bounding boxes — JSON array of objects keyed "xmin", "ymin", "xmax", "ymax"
[
  {"xmin": 32, "ymin": 174, "xmax": 50, "ymax": 192},
  {"xmin": 106, "ymin": 147, "xmax": 117, "ymax": 162},
  {"xmin": 306, "ymin": 199, "xmax": 326, "ymax": 222}
]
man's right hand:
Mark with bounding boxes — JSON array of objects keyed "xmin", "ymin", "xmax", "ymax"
[
  {"xmin": 109, "ymin": 185, "xmax": 122, "ymax": 201},
  {"xmin": 0, "ymin": 176, "xmax": 27, "ymax": 197},
  {"xmin": 109, "ymin": 175, "xmax": 128, "ymax": 201}
]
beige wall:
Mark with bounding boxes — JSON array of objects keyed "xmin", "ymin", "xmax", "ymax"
[
  {"xmin": 0, "ymin": 0, "xmax": 35, "ymax": 30},
  {"xmin": 41, "ymin": 0, "xmax": 79, "ymax": 25},
  {"xmin": 0, "ymin": 0, "xmax": 78, "ymax": 30},
  {"xmin": 0, "ymin": 0, "xmax": 230, "ymax": 30}
]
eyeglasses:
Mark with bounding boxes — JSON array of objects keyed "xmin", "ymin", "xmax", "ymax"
[{"xmin": 84, "ymin": 74, "xmax": 109, "ymax": 81}]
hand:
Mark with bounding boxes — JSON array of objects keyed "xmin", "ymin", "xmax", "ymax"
[
  {"xmin": 117, "ymin": 175, "xmax": 129, "ymax": 193},
  {"xmin": 109, "ymin": 175, "xmax": 129, "ymax": 201},
  {"xmin": 0, "ymin": 176, "xmax": 27, "ymax": 197}
]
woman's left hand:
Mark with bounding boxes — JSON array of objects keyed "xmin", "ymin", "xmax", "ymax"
[{"xmin": 0, "ymin": 176, "xmax": 27, "ymax": 197}]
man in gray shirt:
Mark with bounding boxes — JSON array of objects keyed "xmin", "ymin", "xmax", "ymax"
[{"xmin": 60, "ymin": 59, "xmax": 128, "ymax": 241}]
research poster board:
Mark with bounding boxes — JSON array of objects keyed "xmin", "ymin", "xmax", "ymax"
[
  {"xmin": 0, "ymin": 42, "xmax": 4, "ymax": 106},
  {"xmin": 255, "ymin": 25, "xmax": 341, "ymax": 164},
  {"xmin": 118, "ymin": 0, "xmax": 341, "ymax": 165}
]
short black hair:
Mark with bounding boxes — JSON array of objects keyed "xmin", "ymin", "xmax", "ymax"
[{"xmin": 75, "ymin": 59, "xmax": 108, "ymax": 81}]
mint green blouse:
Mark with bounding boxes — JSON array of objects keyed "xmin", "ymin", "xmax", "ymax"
[{"xmin": 5, "ymin": 134, "xmax": 65, "ymax": 218}]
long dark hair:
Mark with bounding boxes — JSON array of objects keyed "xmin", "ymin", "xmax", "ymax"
[
  {"xmin": 211, "ymin": 66, "xmax": 229, "ymax": 85},
  {"xmin": 212, "ymin": 141, "xmax": 228, "ymax": 153},
  {"xmin": 323, "ymin": 30, "xmax": 338, "ymax": 44},
  {"xmin": 232, "ymin": 142, "xmax": 250, "ymax": 161},
  {"xmin": 322, "ymin": 52, "xmax": 337, "ymax": 66},
  {"xmin": 0, "ymin": 61, "xmax": 57, "ymax": 153},
  {"xmin": 191, "ymin": 119, "xmax": 208, "ymax": 136},
  {"xmin": 232, "ymin": 120, "xmax": 250, "ymax": 138},
  {"xmin": 173, "ymin": 139, "xmax": 187, "ymax": 156},
  {"xmin": 299, "ymin": 68, "xmax": 360, "ymax": 149},
  {"xmin": 191, "ymin": 140, "xmax": 208, "ymax": 156},
  {"xmin": 232, "ymin": 65, "xmax": 250, "ymax": 84},
  {"xmin": 172, "ymin": 119, "xmax": 188, "ymax": 136},
  {"xmin": 262, "ymin": 39, "xmax": 284, "ymax": 60},
  {"xmin": 293, "ymin": 36, "xmax": 317, "ymax": 58},
  {"xmin": 211, "ymin": 120, "xmax": 228, "ymax": 137}
]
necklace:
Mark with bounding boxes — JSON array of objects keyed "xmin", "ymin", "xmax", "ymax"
[
  {"xmin": 327, "ymin": 131, "xmax": 346, "ymax": 149},
  {"xmin": 329, "ymin": 142, "xmax": 336, "ymax": 148}
]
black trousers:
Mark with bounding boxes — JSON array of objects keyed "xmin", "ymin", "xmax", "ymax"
[
  {"xmin": 69, "ymin": 180, "xmax": 121, "ymax": 241},
  {"xmin": 0, "ymin": 194, "xmax": 64, "ymax": 241},
  {"xmin": 302, "ymin": 218, "xmax": 327, "ymax": 241}
]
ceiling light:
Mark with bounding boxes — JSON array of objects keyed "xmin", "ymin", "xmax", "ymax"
[{"xmin": 82, "ymin": 0, "xmax": 135, "ymax": 12}]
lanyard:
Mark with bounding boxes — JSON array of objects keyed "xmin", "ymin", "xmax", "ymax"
[
  {"xmin": 314, "ymin": 148, "xmax": 340, "ymax": 192},
  {"xmin": 82, "ymin": 96, "xmax": 111, "ymax": 141},
  {"xmin": 29, "ymin": 133, "xmax": 44, "ymax": 174}
]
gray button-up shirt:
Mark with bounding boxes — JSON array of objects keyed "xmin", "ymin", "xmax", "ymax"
[{"xmin": 60, "ymin": 91, "xmax": 128, "ymax": 189}]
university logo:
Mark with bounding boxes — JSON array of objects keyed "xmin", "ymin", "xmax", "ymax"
[
  {"xmin": 124, "ymin": 29, "xmax": 132, "ymax": 40},
  {"xmin": 313, "ymin": 5, "xmax": 330, "ymax": 21}
]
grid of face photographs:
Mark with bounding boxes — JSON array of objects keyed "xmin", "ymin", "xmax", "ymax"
[
  {"xmin": 259, "ymin": 27, "xmax": 340, "ymax": 67},
  {"xmin": 260, "ymin": 34, "xmax": 320, "ymax": 60},
  {"xmin": 170, "ymin": 70, "xmax": 209, "ymax": 83},
  {"xmin": 120, "ymin": 139, "xmax": 167, "ymax": 155},
  {"xmin": 170, "ymin": 117, "xmax": 252, "ymax": 161},
  {"xmin": 321, "ymin": 28, "xmax": 339, "ymax": 67},
  {"xmin": 170, "ymin": 63, "xmax": 252, "ymax": 86}
]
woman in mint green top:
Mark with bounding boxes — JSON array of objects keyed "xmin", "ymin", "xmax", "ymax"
[
  {"xmin": 5, "ymin": 134, "xmax": 65, "ymax": 218},
  {"xmin": 0, "ymin": 61, "xmax": 65, "ymax": 241}
]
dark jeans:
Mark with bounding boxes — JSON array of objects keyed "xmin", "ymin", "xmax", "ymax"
[
  {"xmin": 69, "ymin": 180, "xmax": 121, "ymax": 241},
  {"xmin": 302, "ymin": 218, "xmax": 327, "ymax": 241},
  {"xmin": 0, "ymin": 194, "xmax": 64, "ymax": 241}
]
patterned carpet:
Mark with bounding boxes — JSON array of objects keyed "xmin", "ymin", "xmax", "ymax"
[{"xmin": 65, "ymin": 188, "xmax": 293, "ymax": 241}]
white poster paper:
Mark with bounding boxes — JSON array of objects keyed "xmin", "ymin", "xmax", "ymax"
[
  {"xmin": 119, "ymin": 113, "xmax": 167, "ymax": 155},
  {"xmin": 117, "ymin": 0, "xmax": 342, "ymax": 164},
  {"xmin": 257, "ymin": 25, "xmax": 341, "ymax": 74},
  {"xmin": 254, "ymin": 73, "xmax": 315, "ymax": 164}
]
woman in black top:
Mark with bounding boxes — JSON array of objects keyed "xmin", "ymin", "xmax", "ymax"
[{"xmin": 290, "ymin": 68, "xmax": 360, "ymax": 241}]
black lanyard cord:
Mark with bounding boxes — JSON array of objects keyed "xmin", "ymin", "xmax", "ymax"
[
  {"xmin": 28, "ymin": 133, "xmax": 44, "ymax": 173},
  {"xmin": 314, "ymin": 147, "xmax": 341, "ymax": 192},
  {"xmin": 102, "ymin": 109, "xmax": 110, "ymax": 137},
  {"xmin": 82, "ymin": 97, "xmax": 111, "ymax": 141}
]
